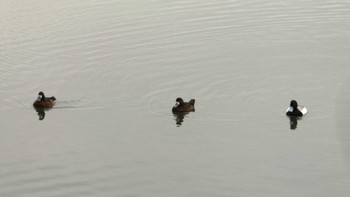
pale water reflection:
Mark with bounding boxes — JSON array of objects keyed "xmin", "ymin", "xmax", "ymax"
[{"xmin": 1, "ymin": 0, "xmax": 350, "ymax": 196}]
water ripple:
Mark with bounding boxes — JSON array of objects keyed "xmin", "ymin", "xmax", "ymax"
[{"xmin": 0, "ymin": 0, "xmax": 349, "ymax": 196}]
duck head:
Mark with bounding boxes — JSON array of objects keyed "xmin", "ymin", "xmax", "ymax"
[
  {"xmin": 290, "ymin": 100, "xmax": 298, "ymax": 110},
  {"xmin": 36, "ymin": 91, "xmax": 45, "ymax": 101},
  {"xmin": 287, "ymin": 100, "xmax": 299, "ymax": 113},
  {"xmin": 175, "ymin": 97, "xmax": 184, "ymax": 106}
]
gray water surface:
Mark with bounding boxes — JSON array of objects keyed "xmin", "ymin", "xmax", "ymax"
[{"xmin": 1, "ymin": 0, "xmax": 350, "ymax": 196}]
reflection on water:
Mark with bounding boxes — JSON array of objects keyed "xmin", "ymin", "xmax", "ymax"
[
  {"xmin": 288, "ymin": 116, "xmax": 302, "ymax": 130},
  {"xmin": 33, "ymin": 106, "xmax": 49, "ymax": 120},
  {"xmin": 1, "ymin": 0, "xmax": 350, "ymax": 196},
  {"xmin": 173, "ymin": 112, "xmax": 187, "ymax": 127}
]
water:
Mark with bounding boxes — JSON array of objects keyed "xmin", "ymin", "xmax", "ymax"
[{"xmin": 1, "ymin": 0, "xmax": 350, "ymax": 196}]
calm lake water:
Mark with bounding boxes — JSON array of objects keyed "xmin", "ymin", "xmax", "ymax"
[{"xmin": 1, "ymin": 0, "xmax": 350, "ymax": 196}]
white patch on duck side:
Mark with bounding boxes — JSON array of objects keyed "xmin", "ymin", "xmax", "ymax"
[
  {"xmin": 174, "ymin": 102, "xmax": 180, "ymax": 108},
  {"xmin": 298, "ymin": 105, "xmax": 308, "ymax": 115},
  {"xmin": 286, "ymin": 107, "xmax": 293, "ymax": 113},
  {"xmin": 286, "ymin": 105, "xmax": 307, "ymax": 115}
]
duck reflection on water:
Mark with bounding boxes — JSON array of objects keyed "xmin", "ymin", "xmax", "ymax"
[
  {"xmin": 34, "ymin": 106, "xmax": 46, "ymax": 120},
  {"xmin": 173, "ymin": 112, "xmax": 186, "ymax": 127},
  {"xmin": 288, "ymin": 116, "xmax": 300, "ymax": 130}
]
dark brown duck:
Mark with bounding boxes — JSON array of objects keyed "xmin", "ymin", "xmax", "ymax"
[
  {"xmin": 33, "ymin": 91, "xmax": 56, "ymax": 108},
  {"xmin": 172, "ymin": 97, "xmax": 195, "ymax": 113}
]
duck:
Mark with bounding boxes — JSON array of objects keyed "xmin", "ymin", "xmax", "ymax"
[
  {"xmin": 286, "ymin": 100, "xmax": 307, "ymax": 117},
  {"xmin": 33, "ymin": 91, "xmax": 56, "ymax": 108},
  {"xmin": 172, "ymin": 97, "xmax": 195, "ymax": 113}
]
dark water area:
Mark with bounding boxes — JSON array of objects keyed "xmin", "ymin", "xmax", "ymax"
[{"xmin": 1, "ymin": 0, "xmax": 350, "ymax": 196}]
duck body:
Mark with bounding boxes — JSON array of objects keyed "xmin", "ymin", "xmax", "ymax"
[
  {"xmin": 172, "ymin": 97, "xmax": 195, "ymax": 113},
  {"xmin": 33, "ymin": 91, "xmax": 56, "ymax": 108},
  {"xmin": 286, "ymin": 100, "xmax": 307, "ymax": 117}
]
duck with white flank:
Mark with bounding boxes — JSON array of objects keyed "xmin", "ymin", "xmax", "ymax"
[{"xmin": 286, "ymin": 100, "xmax": 307, "ymax": 117}]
